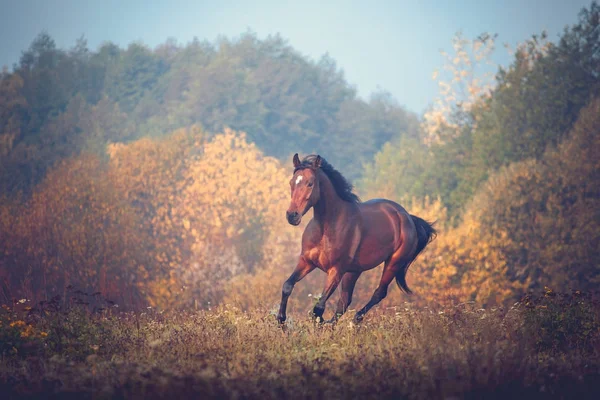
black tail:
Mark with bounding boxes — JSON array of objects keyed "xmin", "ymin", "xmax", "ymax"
[{"xmin": 396, "ymin": 215, "xmax": 437, "ymax": 294}]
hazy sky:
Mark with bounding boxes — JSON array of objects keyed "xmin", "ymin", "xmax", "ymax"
[{"xmin": 0, "ymin": 0, "xmax": 591, "ymax": 113}]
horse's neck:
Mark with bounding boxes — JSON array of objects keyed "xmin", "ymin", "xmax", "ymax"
[{"xmin": 313, "ymin": 172, "xmax": 346, "ymax": 227}]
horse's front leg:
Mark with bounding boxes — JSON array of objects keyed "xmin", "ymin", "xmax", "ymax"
[
  {"xmin": 312, "ymin": 266, "xmax": 344, "ymax": 323},
  {"xmin": 277, "ymin": 257, "xmax": 315, "ymax": 324}
]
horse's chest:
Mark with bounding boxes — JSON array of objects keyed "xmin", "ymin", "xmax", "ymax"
[
  {"xmin": 305, "ymin": 247, "xmax": 328, "ymax": 271},
  {"xmin": 304, "ymin": 235, "xmax": 345, "ymax": 270}
]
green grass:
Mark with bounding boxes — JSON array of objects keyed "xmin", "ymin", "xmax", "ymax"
[{"xmin": 1, "ymin": 291, "xmax": 600, "ymax": 399}]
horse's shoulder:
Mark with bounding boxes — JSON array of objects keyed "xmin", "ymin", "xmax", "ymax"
[{"xmin": 301, "ymin": 218, "xmax": 321, "ymax": 244}]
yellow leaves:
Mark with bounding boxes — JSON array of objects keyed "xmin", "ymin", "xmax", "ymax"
[
  {"xmin": 225, "ymin": 226, "xmax": 236, "ymax": 239},
  {"xmin": 20, "ymin": 324, "xmax": 35, "ymax": 338},
  {"xmin": 94, "ymin": 126, "xmax": 298, "ymax": 308},
  {"xmin": 3, "ymin": 124, "xmax": 302, "ymax": 310},
  {"xmin": 2, "ymin": 150, "xmax": 157, "ymax": 304},
  {"xmin": 5, "ymin": 319, "xmax": 40, "ymax": 340},
  {"xmin": 177, "ymin": 128, "xmax": 290, "ymax": 244},
  {"xmin": 432, "ymin": 264, "xmax": 458, "ymax": 281},
  {"xmin": 388, "ymin": 192, "xmax": 529, "ymax": 306}
]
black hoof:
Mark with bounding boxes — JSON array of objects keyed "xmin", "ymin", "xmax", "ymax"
[
  {"xmin": 312, "ymin": 306, "xmax": 325, "ymax": 322},
  {"xmin": 353, "ymin": 313, "xmax": 364, "ymax": 323}
]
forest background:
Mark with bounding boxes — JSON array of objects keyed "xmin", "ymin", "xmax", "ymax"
[{"xmin": 0, "ymin": 2, "xmax": 598, "ymax": 316}]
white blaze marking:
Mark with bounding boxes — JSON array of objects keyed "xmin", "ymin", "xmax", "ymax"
[{"xmin": 295, "ymin": 175, "xmax": 303, "ymax": 185}]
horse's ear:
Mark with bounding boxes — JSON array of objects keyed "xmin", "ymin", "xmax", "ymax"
[
  {"xmin": 314, "ymin": 155, "xmax": 322, "ymax": 169},
  {"xmin": 293, "ymin": 153, "xmax": 301, "ymax": 168}
]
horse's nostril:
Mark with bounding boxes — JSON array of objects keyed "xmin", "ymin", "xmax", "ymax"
[{"xmin": 286, "ymin": 211, "xmax": 299, "ymax": 222}]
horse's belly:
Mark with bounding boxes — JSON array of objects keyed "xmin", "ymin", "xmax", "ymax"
[
  {"xmin": 353, "ymin": 202, "xmax": 402, "ymax": 269},
  {"xmin": 353, "ymin": 232, "xmax": 396, "ymax": 270}
]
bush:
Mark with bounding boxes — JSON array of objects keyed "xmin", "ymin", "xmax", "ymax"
[
  {"xmin": 0, "ymin": 300, "xmax": 46, "ymax": 357},
  {"xmin": 520, "ymin": 288, "xmax": 600, "ymax": 353}
]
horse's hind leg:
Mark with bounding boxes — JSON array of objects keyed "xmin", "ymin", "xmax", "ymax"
[
  {"xmin": 354, "ymin": 247, "xmax": 414, "ymax": 322},
  {"xmin": 327, "ymin": 272, "xmax": 360, "ymax": 323},
  {"xmin": 312, "ymin": 267, "xmax": 344, "ymax": 322},
  {"xmin": 353, "ymin": 263, "xmax": 398, "ymax": 323}
]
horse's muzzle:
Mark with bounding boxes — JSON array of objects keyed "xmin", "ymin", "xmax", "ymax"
[{"xmin": 286, "ymin": 211, "xmax": 301, "ymax": 226}]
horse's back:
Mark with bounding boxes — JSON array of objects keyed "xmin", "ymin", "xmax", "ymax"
[
  {"xmin": 358, "ymin": 198, "xmax": 417, "ymax": 237},
  {"xmin": 360, "ymin": 198, "xmax": 410, "ymax": 214}
]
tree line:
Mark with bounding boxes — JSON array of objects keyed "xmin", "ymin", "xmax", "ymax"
[{"xmin": 0, "ymin": 2, "xmax": 597, "ymax": 309}]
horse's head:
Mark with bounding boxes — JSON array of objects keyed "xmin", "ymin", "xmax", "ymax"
[{"xmin": 286, "ymin": 153, "xmax": 322, "ymax": 226}]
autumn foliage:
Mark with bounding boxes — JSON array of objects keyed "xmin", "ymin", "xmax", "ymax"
[
  {"xmin": 360, "ymin": 98, "xmax": 599, "ymax": 308},
  {"xmin": 0, "ymin": 3, "xmax": 598, "ymax": 316},
  {"xmin": 1, "ymin": 95, "xmax": 599, "ymax": 312},
  {"xmin": 0, "ymin": 127, "xmax": 304, "ymax": 310}
]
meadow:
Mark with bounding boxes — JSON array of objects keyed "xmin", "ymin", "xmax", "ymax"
[{"xmin": 1, "ymin": 288, "xmax": 599, "ymax": 399}]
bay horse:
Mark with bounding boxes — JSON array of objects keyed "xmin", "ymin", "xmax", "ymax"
[{"xmin": 277, "ymin": 154, "xmax": 436, "ymax": 324}]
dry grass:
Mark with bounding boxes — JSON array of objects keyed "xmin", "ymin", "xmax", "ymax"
[{"xmin": 1, "ymin": 291, "xmax": 600, "ymax": 399}]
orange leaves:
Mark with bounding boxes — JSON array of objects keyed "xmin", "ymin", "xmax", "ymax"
[
  {"xmin": 350, "ymin": 189, "xmax": 523, "ymax": 307},
  {"xmin": 0, "ymin": 152, "xmax": 151, "ymax": 306},
  {"xmin": 368, "ymin": 99, "xmax": 599, "ymax": 307},
  {"xmin": 102, "ymin": 126, "xmax": 298, "ymax": 309},
  {"xmin": 177, "ymin": 128, "xmax": 290, "ymax": 247}
]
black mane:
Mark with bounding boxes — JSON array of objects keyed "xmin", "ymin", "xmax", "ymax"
[{"xmin": 295, "ymin": 155, "xmax": 361, "ymax": 204}]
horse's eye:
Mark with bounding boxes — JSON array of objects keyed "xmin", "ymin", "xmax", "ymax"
[{"xmin": 307, "ymin": 182, "xmax": 313, "ymax": 187}]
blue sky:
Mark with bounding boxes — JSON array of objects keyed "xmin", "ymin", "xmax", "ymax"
[{"xmin": 0, "ymin": 0, "xmax": 592, "ymax": 113}]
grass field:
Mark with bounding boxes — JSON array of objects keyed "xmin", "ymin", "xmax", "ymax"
[{"xmin": 1, "ymin": 290, "xmax": 600, "ymax": 399}]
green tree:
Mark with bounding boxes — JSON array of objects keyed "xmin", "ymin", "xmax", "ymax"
[
  {"xmin": 470, "ymin": 2, "xmax": 599, "ymax": 172},
  {"xmin": 104, "ymin": 42, "xmax": 169, "ymax": 114}
]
